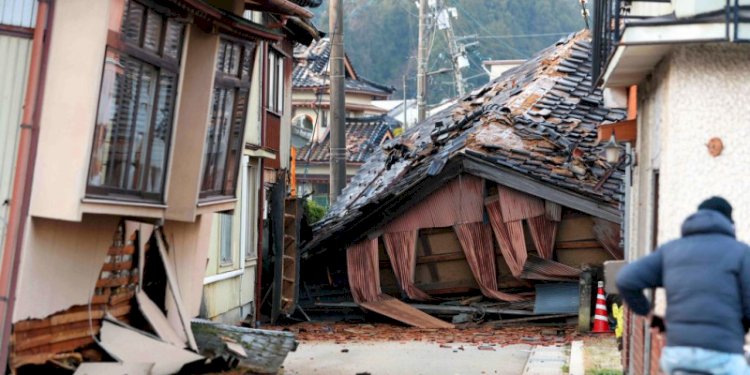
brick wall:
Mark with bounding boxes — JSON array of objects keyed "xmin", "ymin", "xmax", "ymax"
[
  {"xmin": 650, "ymin": 329, "xmax": 666, "ymax": 375},
  {"xmin": 631, "ymin": 314, "xmax": 645, "ymax": 375}
]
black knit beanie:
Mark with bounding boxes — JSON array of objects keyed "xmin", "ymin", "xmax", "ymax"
[{"xmin": 698, "ymin": 196, "xmax": 733, "ymax": 223}]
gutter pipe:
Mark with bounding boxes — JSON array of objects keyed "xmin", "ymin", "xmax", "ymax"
[{"xmin": 0, "ymin": 0, "xmax": 53, "ymax": 370}]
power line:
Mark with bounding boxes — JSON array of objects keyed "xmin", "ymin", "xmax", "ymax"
[{"xmin": 473, "ymin": 32, "xmax": 572, "ymax": 40}]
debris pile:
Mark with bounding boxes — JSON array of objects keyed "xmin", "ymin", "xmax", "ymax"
[{"xmin": 267, "ymin": 322, "xmax": 577, "ymax": 348}]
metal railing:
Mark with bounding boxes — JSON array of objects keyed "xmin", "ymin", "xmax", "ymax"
[{"xmin": 592, "ymin": 0, "xmax": 750, "ymax": 85}]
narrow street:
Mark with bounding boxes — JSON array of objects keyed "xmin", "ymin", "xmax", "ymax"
[
  {"xmin": 269, "ymin": 323, "xmax": 578, "ymax": 375},
  {"xmin": 2, "ymin": 0, "xmax": 749, "ymax": 374},
  {"xmin": 284, "ymin": 341, "xmax": 533, "ymax": 375}
]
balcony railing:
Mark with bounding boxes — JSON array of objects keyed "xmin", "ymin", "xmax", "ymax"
[{"xmin": 592, "ymin": 0, "xmax": 750, "ymax": 85}]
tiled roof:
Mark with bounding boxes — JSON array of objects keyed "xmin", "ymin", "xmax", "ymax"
[
  {"xmin": 293, "ymin": 38, "xmax": 395, "ymax": 96},
  {"xmin": 297, "ymin": 115, "xmax": 397, "ymax": 164},
  {"xmin": 310, "ymin": 31, "xmax": 628, "ymax": 250}
]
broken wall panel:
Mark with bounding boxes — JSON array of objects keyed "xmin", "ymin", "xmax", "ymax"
[
  {"xmin": 12, "ymin": 215, "xmax": 120, "ymax": 322},
  {"xmin": 11, "ymin": 221, "xmax": 141, "ymax": 368},
  {"xmin": 162, "ymin": 217, "xmax": 213, "ymax": 323},
  {"xmin": 99, "ymin": 319, "xmax": 203, "ymax": 375}
]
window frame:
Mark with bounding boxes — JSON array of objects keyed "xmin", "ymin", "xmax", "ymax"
[
  {"xmin": 199, "ymin": 35, "xmax": 257, "ymax": 199},
  {"xmin": 218, "ymin": 212, "xmax": 234, "ymax": 266},
  {"xmin": 85, "ymin": 0, "xmax": 185, "ymax": 202},
  {"xmin": 266, "ymin": 48, "xmax": 285, "ymax": 115}
]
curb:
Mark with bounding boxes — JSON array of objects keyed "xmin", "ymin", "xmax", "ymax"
[{"xmin": 569, "ymin": 340, "xmax": 584, "ymax": 375}]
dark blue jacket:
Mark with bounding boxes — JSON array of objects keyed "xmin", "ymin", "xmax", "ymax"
[{"xmin": 616, "ymin": 210, "xmax": 750, "ymax": 354}]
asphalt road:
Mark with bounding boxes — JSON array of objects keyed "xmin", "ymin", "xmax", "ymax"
[{"xmin": 281, "ymin": 341, "xmax": 533, "ymax": 375}]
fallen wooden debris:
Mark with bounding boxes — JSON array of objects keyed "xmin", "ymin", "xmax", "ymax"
[
  {"xmin": 315, "ymin": 301, "xmax": 537, "ymax": 316},
  {"xmin": 98, "ymin": 318, "xmax": 203, "ymax": 375},
  {"xmin": 135, "ymin": 291, "xmax": 185, "ymax": 347},
  {"xmin": 485, "ymin": 313, "xmax": 577, "ymax": 327}
]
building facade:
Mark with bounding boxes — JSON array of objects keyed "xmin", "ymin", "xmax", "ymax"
[
  {"xmin": 593, "ymin": 1, "xmax": 750, "ymax": 373},
  {"xmin": 0, "ymin": 0, "xmax": 318, "ymax": 370}
]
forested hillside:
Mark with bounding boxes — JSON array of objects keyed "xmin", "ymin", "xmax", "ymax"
[{"xmin": 311, "ymin": 0, "xmax": 589, "ymax": 104}]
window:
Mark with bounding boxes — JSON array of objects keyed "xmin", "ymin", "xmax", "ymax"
[
  {"xmin": 219, "ymin": 213, "xmax": 233, "ymax": 265},
  {"xmin": 200, "ymin": 38, "xmax": 256, "ymax": 198},
  {"xmin": 267, "ymin": 50, "xmax": 284, "ymax": 113},
  {"xmin": 87, "ymin": 0, "xmax": 184, "ymax": 201}
]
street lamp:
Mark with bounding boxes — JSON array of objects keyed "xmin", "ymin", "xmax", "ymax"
[
  {"xmin": 602, "ymin": 132, "xmax": 632, "ymax": 167},
  {"xmin": 594, "ymin": 132, "xmax": 633, "ymax": 191},
  {"xmin": 602, "ymin": 133, "xmax": 622, "ymax": 164}
]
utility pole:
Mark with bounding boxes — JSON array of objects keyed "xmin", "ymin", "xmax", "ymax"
[
  {"xmin": 329, "ymin": 0, "xmax": 346, "ymax": 203},
  {"xmin": 438, "ymin": 1, "xmax": 466, "ymax": 97},
  {"xmin": 402, "ymin": 75, "xmax": 408, "ymax": 130},
  {"xmin": 416, "ymin": 0, "xmax": 428, "ymax": 123}
]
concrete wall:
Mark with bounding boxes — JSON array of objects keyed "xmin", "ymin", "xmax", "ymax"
[
  {"xmin": 630, "ymin": 44, "xmax": 750, "ymax": 250},
  {"xmin": 656, "ymin": 44, "xmax": 750, "ymax": 243},
  {"xmin": 628, "ymin": 43, "xmax": 750, "ymax": 317},
  {"xmin": 0, "ymin": 35, "xmax": 32, "ymax": 252}
]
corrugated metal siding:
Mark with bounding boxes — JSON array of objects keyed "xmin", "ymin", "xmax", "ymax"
[
  {"xmin": 0, "ymin": 0, "xmax": 37, "ymax": 27},
  {"xmin": 0, "ymin": 34, "xmax": 31, "ymax": 253}
]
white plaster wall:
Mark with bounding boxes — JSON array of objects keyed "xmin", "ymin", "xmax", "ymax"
[
  {"xmin": 658, "ymin": 44, "xmax": 750, "ymax": 244},
  {"xmin": 29, "ymin": 0, "xmax": 110, "ymax": 221},
  {"xmin": 13, "ymin": 215, "xmax": 119, "ymax": 321}
]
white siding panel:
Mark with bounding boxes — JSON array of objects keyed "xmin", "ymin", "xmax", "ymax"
[
  {"xmin": 0, "ymin": 0, "xmax": 37, "ymax": 28},
  {"xmin": 0, "ymin": 34, "xmax": 31, "ymax": 252}
]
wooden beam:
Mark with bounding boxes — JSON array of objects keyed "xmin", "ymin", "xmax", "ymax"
[
  {"xmin": 314, "ymin": 301, "xmax": 537, "ymax": 316},
  {"xmin": 555, "ymin": 240, "xmax": 602, "ymax": 249},
  {"xmin": 462, "ymin": 156, "xmax": 621, "ymax": 223},
  {"xmin": 416, "ymin": 252, "xmax": 466, "ymax": 264},
  {"xmin": 379, "ymin": 252, "xmax": 466, "ymax": 268},
  {"xmin": 597, "ymin": 119, "xmax": 637, "ymax": 144}
]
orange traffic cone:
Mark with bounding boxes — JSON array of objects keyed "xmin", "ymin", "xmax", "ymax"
[{"xmin": 592, "ymin": 281, "xmax": 610, "ymax": 333}]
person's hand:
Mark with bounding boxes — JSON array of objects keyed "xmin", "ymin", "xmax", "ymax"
[{"xmin": 649, "ymin": 313, "xmax": 665, "ymax": 332}]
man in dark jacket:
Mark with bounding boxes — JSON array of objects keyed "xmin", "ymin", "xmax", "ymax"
[{"xmin": 617, "ymin": 197, "xmax": 750, "ymax": 374}]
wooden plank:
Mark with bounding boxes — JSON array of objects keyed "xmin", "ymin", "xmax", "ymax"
[
  {"xmin": 109, "ymin": 290, "xmax": 136, "ymax": 306},
  {"xmin": 379, "ymin": 251, "xmax": 467, "ymax": 268},
  {"xmin": 557, "ymin": 216, "xmax": 596, "ymax": 242},
  {"xmin": 418, "ymin": 233, "xmax": 440, "ymax": 282},
  {"xmin": 360, "ymin": 299, "xmax": 454, "ymax": 329},
  {"xmin": 486, "ymin": 313, "xmax": 576, "ymax": 327},
  {"xmin": 462, "ymin": 156, "xmax": 621, "ymax": 223},
  {"xmin": 13, "ymin": 322, "xmax": 101, "ymax": 352},
  {"xmin": 417, "ymin": 252, "xmax": 466, "ymax": 264},
  {"xmin": 14, "ymin": 335, "xmax": 94, "ymax": 357},
  {"xmin": 597, "ymin": 119, "xmax": 637, "ymax": 144},
  {"xmin": 155, "ymin": 229, "xmax": 198, "ymax": 351},
  {"xmin": 136, "ymin": 291, "xmax": 186, "ymax": 347},
  {"xmin": 101, "ymin": 260, "xmax": 134, "ymax": 272},
  {"xmin": 96, "ymin": 276, "xmax": 131, "ymax": 288},
  {"xmin": 108, "ymin": 245, "xmax": 136, "ymax": 256},
  {"xmin": 555, "ymin": 240, "xmax": 602, "ymax": 249}
]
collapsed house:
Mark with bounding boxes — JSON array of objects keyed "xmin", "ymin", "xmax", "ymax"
[{"xmin": 301, "ymin": 31, "xmax": 628, "ymax": 328}]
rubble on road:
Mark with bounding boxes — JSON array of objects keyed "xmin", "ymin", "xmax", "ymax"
[{"xmin": 265, "ymin": 322, "xmax": 577, "ymax": 347}]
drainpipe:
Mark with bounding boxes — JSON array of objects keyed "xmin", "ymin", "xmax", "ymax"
[{"xmin": 0, "ymin": 0, "xmax": 53, "ymax": 370}]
